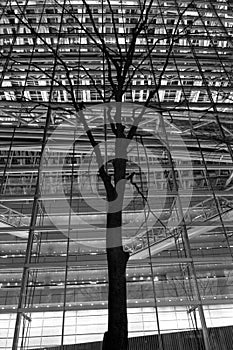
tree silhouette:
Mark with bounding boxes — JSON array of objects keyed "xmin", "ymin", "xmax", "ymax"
[{"xmin": 5, "ymin": 1, "xmax": 197, "ymax": 349}]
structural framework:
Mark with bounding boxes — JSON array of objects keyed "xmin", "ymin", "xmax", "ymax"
[{"xmin": 0, "ymin": 0, "xmax": 233, "ymax": 349}]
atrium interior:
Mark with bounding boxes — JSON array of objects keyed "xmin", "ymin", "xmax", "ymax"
[{"xmin": 0, "ymin": 0, "xmax": 233, "ymax": 349}]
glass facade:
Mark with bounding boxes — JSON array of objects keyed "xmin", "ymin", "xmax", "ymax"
[{"xmin": 0, "ymin": 0, "xmax": 233, "ymax": 348}]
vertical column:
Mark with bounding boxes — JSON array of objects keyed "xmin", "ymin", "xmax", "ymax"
[{"xmin": 159, "ymin": 113, "xmax": 211, "ymax": 350}]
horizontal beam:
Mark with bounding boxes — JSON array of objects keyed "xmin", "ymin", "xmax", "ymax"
[
  {"xmin": 1, "ymin": 255, "xmax": 232, "ymax": 271},
  {"xmin": 1, "ymin": 190, "xmax": 233, "ymax": 201},
  {"xmin": 1, "ymin": 297, "xmax": 233, "ymax": 314},
  {"xmin": 0, "ymin": 164, "xmax": 232, "ymax": 175}
]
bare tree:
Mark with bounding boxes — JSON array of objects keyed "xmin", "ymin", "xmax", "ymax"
[{"xmin": 4, "ymin": 0, "xmax": 194, "ymax": 349}]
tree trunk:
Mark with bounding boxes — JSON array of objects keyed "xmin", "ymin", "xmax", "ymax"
[{"xmin": 102, "ymin": 211, "xmax": 130, "ymax": 350}]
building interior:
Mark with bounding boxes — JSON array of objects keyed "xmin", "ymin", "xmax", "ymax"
[{"xmin": 0, "ymin": 0, "xmax": 233, "ymax": 349}]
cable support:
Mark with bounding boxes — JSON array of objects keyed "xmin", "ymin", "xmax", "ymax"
[
  {"xmin": 20, "ymin": 211, "xmax": 44, "ymax": 349},
  {"xmin": 174, "ymin": 0, "xmax": 233, "ymax": 164},
  {"xmin": 173, "ymin": 232, "xmax": 202, "ymax": 348},
  {"xmin": 169, "ymin": 0, "xmax": 233, "ymax": 262},
  {"xmin": 135, "ymin": 133, "xmax": 164, "ymax": 350},
  {"xmin": 195, "ymin": 135, "xmax": 233, "ymax": 260},
  {"xmin": 0, "ymin": 125, "xmax": 16, "ymax": 196},
  {"xmin": 168, "ymin": 40, "xmax": 233, "ymax": 285},
  {"xmin": 61, "ymin": 127, "xmax": 77, "ymax": 346},
  {"xmin": 155, "ymin": 32, "xmax": 202, "ymax": 325},
  {"xmin": 12, "ymin": 0, "xmax": 67, "ymax": 346},
  {"xmin": 143, "ymin": 6, "xmax": 211, "ymax": 341}
]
